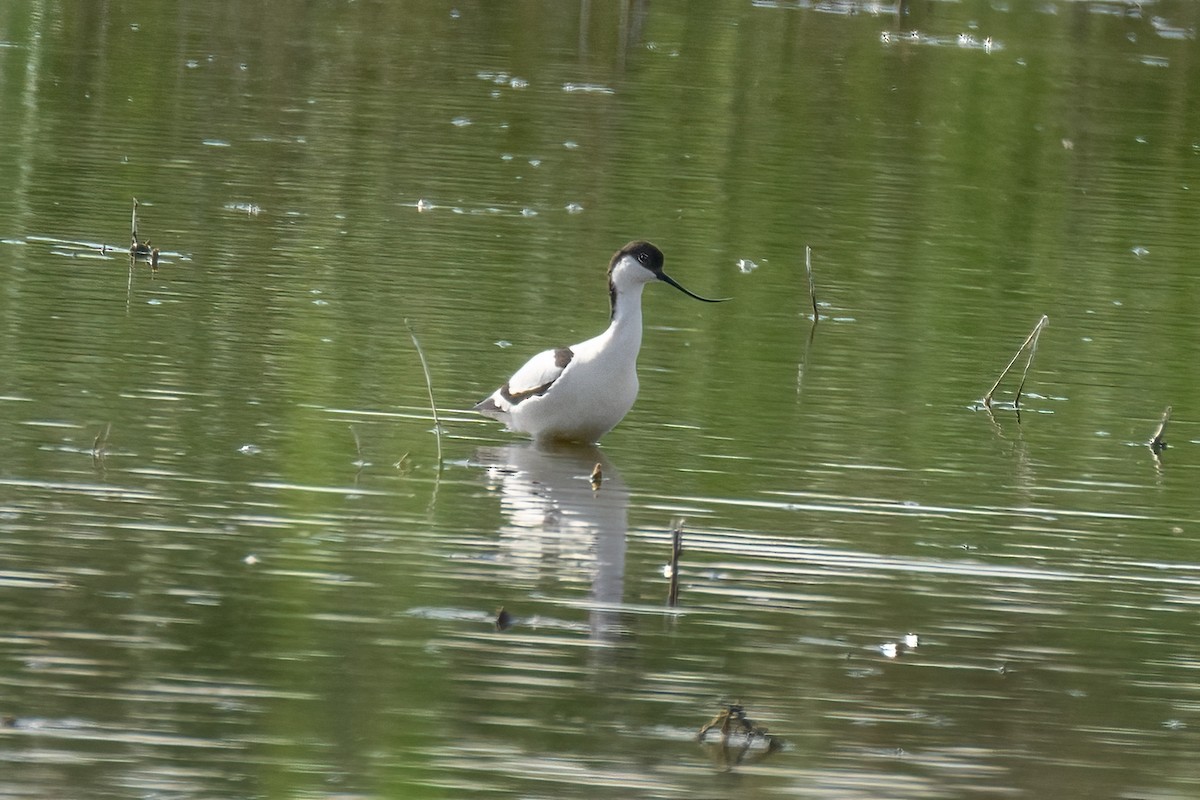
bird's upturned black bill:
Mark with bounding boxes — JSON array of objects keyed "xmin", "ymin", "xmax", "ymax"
[{"xmin": 659, "ymin": 272, "xmax": 731, "ymax": 303}]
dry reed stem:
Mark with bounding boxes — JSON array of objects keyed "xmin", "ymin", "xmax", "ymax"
[
  {"xmin": 984, "ymin": 315, "xmax": 1048, "ymax": 408},
  {"xmin": 667, "ymin": 517, "xmax": 684, "ymax": 607},
  {"xmin": 92, "ymin": 423, "xmax": 111, "ymax": 460},
  {"xmin": 804, "ymin": 245, "xmax": 818, "ymax": 321},
  {"xmin": 405, "ymin": 319, "xmax": 443, "ymax": 470},
  {"xmin": 1149, "ymin": 405, "xmax": 1171, "ymax": 453}
]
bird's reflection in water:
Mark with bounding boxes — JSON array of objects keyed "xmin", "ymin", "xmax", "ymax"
[{"xmin": 471, "ymin": 442, "xmax": 628, "ymax": 645}]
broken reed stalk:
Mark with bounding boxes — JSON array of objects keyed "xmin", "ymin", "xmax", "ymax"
[
  {"xmin": 405, "ymin": 319, "xmax": 443, "ymax": 470},
  {"xmin": 349, "ymin": 424, "xmax": 364, "ymax": 464},
  {"xmin": 804, "ymin": 245, "xmax": 818, "ymax": 321},
  {"xmin": 1011, "ymin": 316, "xmax": 1047, "ymax": 403},
  {"xmin": 667, "ymin": 517, "xmax": 684, "ymax": 607},
  {"xmin": 92, "ymin": 423, "xmax": 111, "ymax": 461},
  {"xmin": 1149, "ymin": 405, "xmax": 1171, "ymax": 453},
  {"xmin": 129, "ymin": 197, "xmax": 155, "ymax": 261},
  {"xmin": 984, "ymin": 315, "xmax": 1048, "ymax": 408}
]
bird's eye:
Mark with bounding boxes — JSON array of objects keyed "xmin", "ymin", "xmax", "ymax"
[{"xmin": 637, "ymin": 252, "xmax": 650, "ymax": 265}]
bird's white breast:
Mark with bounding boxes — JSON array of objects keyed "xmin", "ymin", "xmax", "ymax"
[{"xmin": 509, "ymin": 328, "xmax": 640, "ymax": 442}]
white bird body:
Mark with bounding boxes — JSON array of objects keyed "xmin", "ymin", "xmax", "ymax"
[{"xmin": 474, "ymin": 241, "xmax": 726, "ymax": 444}]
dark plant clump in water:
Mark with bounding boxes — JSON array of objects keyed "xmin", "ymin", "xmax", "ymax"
[{"xmin": 696, "ymin": 702, "xmax": 783, "ymax": 770}]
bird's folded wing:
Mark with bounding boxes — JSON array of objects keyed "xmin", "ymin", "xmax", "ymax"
[{"xmin": 501, "ymin": 346, "xmax": 574, "ymax": 404}]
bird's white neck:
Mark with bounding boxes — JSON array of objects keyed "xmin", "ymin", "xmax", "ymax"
[{"xmin": 607, "ymin": 279, "xmax": 646, "ymax": 349}]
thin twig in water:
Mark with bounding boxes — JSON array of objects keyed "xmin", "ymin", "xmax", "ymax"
[
  {"xmin": 349, "ymin": 424, "xmax": 365, "ymax": 465},
  {"xmin": 405, "ymin": 319, "xmax": 443, "ymax": 471},
  {"xmin": 129, "ymin": 197, "xmax": 153, "ymax": 259},
  {"xmin": 1149, "ymin": 405, "xmax": 1171, "ymax": 454},
  {"xmin": 667, "ymin": 517, "xmax": 684, "ymax": 607},
  {"xmin": 92, "ymin": 423, "xmax": 111, "ymax": 463},
  {"xmin": 804, "ymin": 245, "xmax": 818, "ymax": 322},
  {"xmin": 1012, "ymin": 318, "xmax": 1047, "ymax": 404},
  {"xmin": 984, "ymin": 315, "xmax": 1048, "ymax": 408}
]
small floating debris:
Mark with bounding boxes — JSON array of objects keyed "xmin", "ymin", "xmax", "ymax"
[
  {"xmin": 736, "ymin": 258, "xmax": 758, "ymax": 274},
  {"xmin": 562, "ymin": 82, "xmax": 615, "ymax": 94},
  {"xmin": 878, "ymin": 29, "xmax": 1000, "ymax": 51},
  {"xmin": 476, "ymin": 70, "xmax": 528, "ymax": 89},
  {"xmin": 879, "ymin": 633, "xmax": 920, "ymax": 659},
  {"xmin": 696, "ymin": 703, "xmax": 783, "ymax": 769},
  {"xmin": 589, "ymin": 463, "xmax": 603, "ymax": 491}
]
